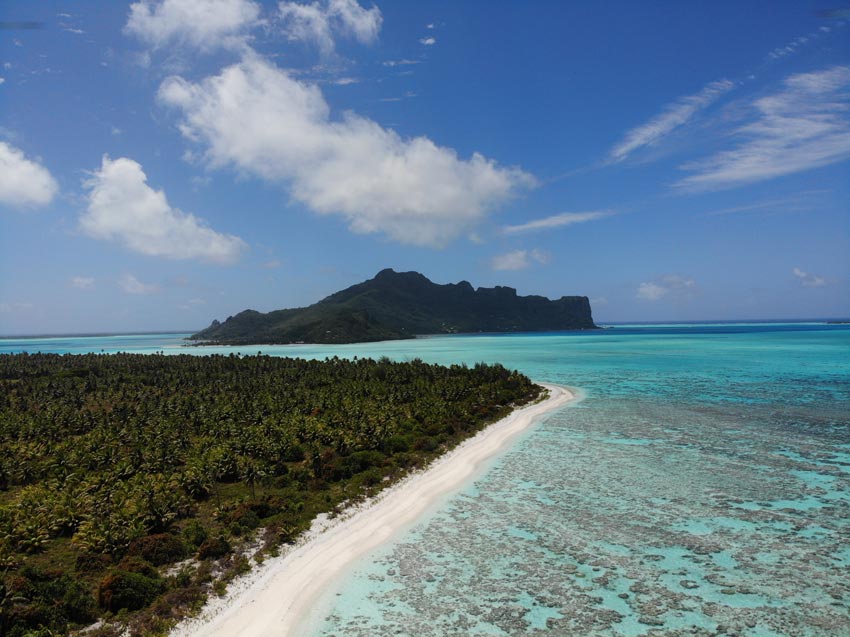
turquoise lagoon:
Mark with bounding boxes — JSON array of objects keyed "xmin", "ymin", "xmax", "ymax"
[{"xmin": 2, "ymin": 323, "xmax": 849, "ymax": 637}]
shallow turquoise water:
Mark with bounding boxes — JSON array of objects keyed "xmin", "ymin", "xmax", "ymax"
[{"xmin": 2, "ymin": 323, "xmax": 849, "ymax": 636}]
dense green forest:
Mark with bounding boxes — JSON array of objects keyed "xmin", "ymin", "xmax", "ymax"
[
  {"xmin": 191, "ymin": 268, "xmax": 596, "ymax": 345},
  {"xmin": 0, "ymin": 353, "xmax": 540, "ymax": 636}
]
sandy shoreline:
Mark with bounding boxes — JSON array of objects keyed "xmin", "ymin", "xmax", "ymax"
[{"xmin": 170, "ymin": 383, "xmax": 575, "ymax": 637}]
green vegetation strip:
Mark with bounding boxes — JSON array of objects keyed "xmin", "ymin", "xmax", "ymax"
[{"xmin": 0, "ymin": 353, "xmax": 540, "ymax": 637}]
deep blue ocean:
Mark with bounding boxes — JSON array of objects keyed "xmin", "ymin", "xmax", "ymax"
[{"xmin": 2, "ymin": 323, "xmax": 848, "ymax": 637}]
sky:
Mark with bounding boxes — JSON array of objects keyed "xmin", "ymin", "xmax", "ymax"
[{"xmin": 1, "ymin": 0, "xmax": 848, "ymax": 334}]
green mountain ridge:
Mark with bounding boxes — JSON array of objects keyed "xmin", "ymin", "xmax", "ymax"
[{"xmin": 190, "ymin": 268, "xmax": 597, "ymax": 345}]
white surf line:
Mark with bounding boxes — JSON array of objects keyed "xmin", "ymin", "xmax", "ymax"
[{"xmin": 171, "ymin": 383, "xmax": 576, "ymax": 637}]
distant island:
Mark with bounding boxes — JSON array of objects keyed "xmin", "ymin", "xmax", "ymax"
[{"xmin": 189, "ymin": 268, "xmax": 597, "ymax": 345}]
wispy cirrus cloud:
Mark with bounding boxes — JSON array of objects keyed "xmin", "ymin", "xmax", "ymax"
[
  {"xmin": 701, "ymin": 190, "xmax": 829, "ymax": 217},
  {"xmin": 608, "ymin": 79, "xmax": 734, "ymax": 164},
  {"xmin": 502, "ymin": 210, "xmax": 613, "ymax": 234},
  {"xmin": 676, "ymin": 66, "xmax": 850, "ymax": 191},
  {"xmin": 766, "ymin": 22, "xmax": 841, "ymax": 61}
]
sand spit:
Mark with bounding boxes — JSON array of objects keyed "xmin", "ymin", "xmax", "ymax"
[{"xmin": 171, "ymin": 383, "xmax": 576, "ymax": 637}]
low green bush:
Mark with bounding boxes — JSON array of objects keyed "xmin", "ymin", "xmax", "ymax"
[
  {"xmin": 97, "ymin": 569, "xmax": 164, "ymax": 612},
  {"xmin": 128, "ymin": 533, "xmax": 187, "ymax": 566}
]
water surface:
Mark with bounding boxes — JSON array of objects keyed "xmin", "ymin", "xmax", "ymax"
[{"xmin": 2, "ymin": 323, "xmax": 848, "ymax": 636}]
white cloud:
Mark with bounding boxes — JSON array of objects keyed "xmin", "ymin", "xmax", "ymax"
[
  {"xmin": 765, "ymin": 27, "xmax": 834, "ymax": 62},
  {"xmin": 609, "ymin": 79, "xmax": 734, "ymax": 163},
  {"xmin": 382, "ymin": 59, "xmax": 420, "ymax": 67},
  {"xmin": 0, "ymin": 141, "xmax": 58, "ymax": 209},
  {"xmin": 637, "ymin": 275, "xmax": 696, "ymax": 301},
  {"xmin": 677, "ymin": 66, "xmax": 850, "ymax": 190},
  {"xmin": 793, "ymin": 267, "xmax": 827, "ymax": 287},
  {"xmin": 279, "ymin": 0, "xmax": 382, "ymax": 57},
  {"xmin": 502, "ymin": 210, "xmax": 613, "ymax": 234},
  {"xmin": 636, "ymin": 282, "xmax": 666, "ymax": 301},
  {"xmin": 491, "ymin": 248, "xmax": 548, "ymax": 271},
  {"xmin": 70, "ymin": 276, "xmax": 95, "ymax": 289},
  {"xmin": 119, "ymin": 273, "xmax": 160, "ymax": 295},
  {"xmin": 81, "ymin": 155, "xmax": 247, "ymax": 263},
  {"xmin": 419, "ymin": 36, "xmax": 435, "ymax": 45},
  {"xmin": 125, "ymin": 0, "xmax": 261, "ymax": 51},
  {"xmin": 0, "ymin": 77, "xmax": 5, "ymax": 85},
  {"xmin": 158, "ymin": 55, "xmax": 533, "ymax": 247},
  {"xmin": 491, "ymin": 249, "xmax": 529, "ymax": 271}
]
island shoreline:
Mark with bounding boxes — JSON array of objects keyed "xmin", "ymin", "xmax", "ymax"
[{"xmin": 170, "ymin": 382, "xmax": 576, "ymax": 637}]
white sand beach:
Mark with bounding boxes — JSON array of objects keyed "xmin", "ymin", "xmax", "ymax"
[{"xmin": 171, "ymin": 383, "xmax": 575, "ymax": 637}]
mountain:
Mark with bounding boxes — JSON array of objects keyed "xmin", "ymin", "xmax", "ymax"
[{"xmin": 190, "ymin": 269, "xmax": 597, "ymax": 345}]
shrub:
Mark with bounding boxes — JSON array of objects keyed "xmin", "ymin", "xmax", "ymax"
[
  {"xmin": 197, "ymin": 536, "xmax": 230, "ymax": 560},
  {"xmin": 75, "ymin": 552, "xmax": 112, "ymax": 574},
  {"xmin": 128, "ymin": 533, "xmax": 187, "ymax": 566},
  {"xmin": 182, "ymin": 519, "xmax": 208, "ymax": 549},
  {"xmin": 59, "ymin": 577, "xmax": 98, "ymax": 624},
  {"xmin": 227, "ymin": 503, "xmax": 262, "ymax": 530},
  {"xmin": 116, "ymin": 556, "xmax": 159, "ymax": 579},
  {"xmin": 97, "ymin": 570, "xmax": 164, "ymax": 612},
  {"xmin": 385, "ymin": 435, "xmax": 410, "ymax": 453}
]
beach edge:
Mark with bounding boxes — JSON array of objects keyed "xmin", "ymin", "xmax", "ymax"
[{"xmin": 170, "ymin": 382, "xmax": 576, "ymax": 637}]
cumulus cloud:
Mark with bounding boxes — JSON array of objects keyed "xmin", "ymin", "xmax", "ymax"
[
  {"xmin": 81, "ymin": 155, "xmax": 247, "ymax": 263},
  {"xmin": 70, "ymin": 276, "xmax": 95, "ymax": 289},
  {"xmin": 502, "ymin": 210, "xmax": 613, "ymax": 234},
  {"xmin": 119, "ymin": 273, "xmax": 160, "ymax": 295},
  {"xmin": 158, "ymin": 55, "xmax": 532, "ymax": 247},
  {"xmin": 491, "ymin": 248, "xmax": 548, "ymax": 271},
  {"xmin": 0, "ymin": 141, "xmax": 58, "ymax": 209},
  {"xmin": 125, "ymin": 0, "xmax": 261, "ymax": 51},
  {"xmin": 677, "ymin": 66, "xmax": 850, "ymax": 190},
  {"xmin": 792, "ymin": 267, "xmax": 827, "ymax": 287},
  {"xmin": 419, "ymin": 36, "xmax": 435, "ymax": 46},
  {"xmin": 609, "ymin": 79, "xmax": 734, "ymax": 163},
  {"xmin": 279, "ymin": 0, "xmax": 382, "ymax": 57},
  {"xmin": 637, "ymin": 274, "xmax": 696, "ymax": 301}
]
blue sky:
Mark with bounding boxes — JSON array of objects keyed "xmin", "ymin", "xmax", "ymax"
[{"xmin": 1, "ymin": 0, "xmax": 848, "ymax": 334}]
